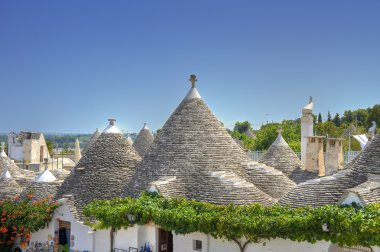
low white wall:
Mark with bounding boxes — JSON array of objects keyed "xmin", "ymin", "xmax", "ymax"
[
  {"xmin": 94, "ymin": 229, "xmax": 111, "ymax": 252},
  {"xmin": 174, "ymin": 232, "xmax": 333, "ymax": 252},
  {"xmin": 138, "ymin": 224, "xmax": 157, "ymax": 250},
  {"xmin": 114, "ymin": 226, "xmax": 139, "ymax": 251}
]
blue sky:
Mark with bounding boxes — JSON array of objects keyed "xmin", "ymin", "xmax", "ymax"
[{"xmin": 0, "ymin": 0, "xmax": 379, "ymax": 133}]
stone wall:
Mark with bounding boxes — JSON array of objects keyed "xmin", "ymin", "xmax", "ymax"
[
  {"xmin": 306, "ymin": 137, "xmax": 325, "ymax": 176},
  {"xmin": 325, "ymin": 139, "xmax": 344, "ymax": 175}
]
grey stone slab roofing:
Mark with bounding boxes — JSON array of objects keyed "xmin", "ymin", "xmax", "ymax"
[
  {"xmin": 259, "ymin": 133, "xmax": 318, "ymax": 184},
  {"xmin": 133, "ymin": 124, "xmax": 154, "ymax": 157},
  {"xmin": 150, "ymin": 172, "xmax": 276, "ymax": 205},
  {"xmin": 242, "ymin": 162, "xmax": 296, "ymax": 199},
  {"xmin": 342, "ymin": 178, "xmax": 380, "ymax": 205},
  {"xmin": 55, "ymin": 130, "xmax": 141, "ymax": 221},
  {"xmin": 82, "ymin": 129, "xmax": 101, "ymax": 156},
  {"xmin": 124, "ymin": 83, "xmax": 293, "ymax": 205},
  {"xmin": 0, "ymin": 153, "xmax": 35, "ymax": 179},
  {"xmin": 51, "ymin": 169, "xmax": 71, "ymax": 180},
  {"xmin": 17, "ymin": 131, "xmax": 42, "ymax": 140},
  {"xmin": 0, "ymin": 178, "xmax": 23, "ymax": 200},
  {"xmin": 19, "ymin": 181, "xmax": 62, "ymax": 202},
  {"xmin": 279, "ymin": 133, "xmax": 380, "ymax": 207}
]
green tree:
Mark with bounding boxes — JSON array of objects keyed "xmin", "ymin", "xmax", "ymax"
[
  {"xmin": 367, "ymin": 104, "xmax": 380, "ymax": 131},
  {"xmin": 353, "ymin": 109, "xmax": 369, "ymax": 128},
  {"xmin": 46, "ymin": 141, "xmax": 54, "ymax": 156},
  {"xmin": 333, "ymin": 113, "xmax": 341, "ymax": 127},
  {"xmin": 327, "ymin": 111, "xmax": 332, "ymax": 122},
  {"xmin": 233, "ymin": 121, "xmax": 253, "ymax": 134},
  {"xmin": 253, "ymin": 123, "xmax": 280, "ymax": 151},
  {"xmin": 342, "ymin": 110, "xmax": 353, "ymax": 124},
  {"xmin": 318, "ymin": 113, "xmax": 322, "ymax": 123}
]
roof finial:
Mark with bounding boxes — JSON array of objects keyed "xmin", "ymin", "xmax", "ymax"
[
  {"xmin": 108, "ymin": 118, "xmax": 116, "ymax": 126},
  {"xmin": 44, "ymin": 158, "xmax": 49, "ymax": 171},
  {"xmin": 189, "ymin": 74, "xmax": 197, "ymax": 88},
  {"xmin": 309, "ymin": 96, "xmax": 313, "ymax": 104},
  {"xmin": 0, "ymin": 142, "xmax": 5, "ymax": 154},
  {"xmin": 277, "ymin": 127, "xmax": 284, "ymax": 134}
]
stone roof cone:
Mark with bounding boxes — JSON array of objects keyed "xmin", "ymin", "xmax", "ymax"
[
  {"xmin": 0, "ymin": 142, "xmax": 35, "ymax": 180},
  {"xmin": 82, "ymin": 128, "xmax": 100, "ymax": 156},
  {"xmin": 259, "ymin": 129, "xmax": 318, "ymax": 184},
  {"xmin": 55, "ymin": 118, "xmax": 142, "ymax": 220},
  {"xmin": 20, "ymin": 159, "xmax": 61, "ymax": 202},
  {"xmin": 0, "ymin": 169, "xmax": 23, "ymax": 200},
  {"xmin": 74, "ymin": 138, "xmax": 82, "ymax": 163},
  {"xmin": 279, "ymin": 132, "xmax": 380, "ymax": 207},
  {"xmin": 124, "ymin": 75, "xmax": 295, "ymax": 205},
  {"xmin": 126, "ymin": 132, "xmax": 134, "ymax": 145},
  {"xmin": 133, "ymin": 123, "xmax": 154, "ymax": 157}
]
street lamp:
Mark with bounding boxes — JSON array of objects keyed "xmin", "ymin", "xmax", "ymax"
[{"xmin": 127, "ymin": 213, "xmax": 136, "ymax": 225}]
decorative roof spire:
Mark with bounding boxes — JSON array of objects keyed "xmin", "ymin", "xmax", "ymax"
[
  {"xmin": 277, "ymin": 127, "xmax": 284, "ymax": 134},
  {"xmin": 184, "ymin": 74, "xmax": 201, "ymax": 100},
  {"xmin": 309, "ymin": 96, "xmax": 313, "ymax": 104},
  {"xmin": 0, "ymin": 142, "xmax": 6, "ymax": 157},
  {"xmin": 44, "ymin": 158, "xmax": 49, "ymax": 171},
  {"xmin": 103, "ymin": 118, "xmax": 121, "ymax": 134},
  {"xmin": 108, "ymin": 118, "xmax": 116, "ymax": 126},
  {"xmin": 35, "ymin": 159, "xmax": 57, "ymax": 183},
  {"xmin": 1, "ymin": 160, "xmax": 12, "ymax": 179},
  {"xmin": 189, "ymin": 74, "xmax": 197, "ymax": 88},
  {"xmin": 143, "ymin": 123, "xmax": 148, "ymax": 129}
]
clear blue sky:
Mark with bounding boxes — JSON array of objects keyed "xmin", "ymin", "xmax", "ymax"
[{"xmin": 0, "ymin": 0, "xmax": 379, "ymax": 133}]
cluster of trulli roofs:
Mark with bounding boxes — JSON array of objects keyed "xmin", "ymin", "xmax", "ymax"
[{"xmin": 1, "ymin": 76, "xmax": 379, "ymax": 252}]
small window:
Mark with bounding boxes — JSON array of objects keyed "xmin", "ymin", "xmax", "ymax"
[
  {"xmin": 310, "ymin": 138, "xmax": 316, "ymax": 143},
  {"xmin": 193, "ymin": 240, "xmax": 202, "ymax": 251}
]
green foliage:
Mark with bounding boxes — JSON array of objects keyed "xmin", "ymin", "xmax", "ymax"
[
  {"xmin": 333, "ymin": 113, "xmax": 341, "ymax": 127},
  {"xmin": 46, "ymin": 141, "xmax": 54, "ymax": 156},
  {"xmin": 233, "ymin": 121, "xmax": 253, "ymax": 134},
  {"xmin": 327, "ymin": 111, "xmax": 332, "ymax": 122},
  {"xmin": 230, "ymin": 131, "xmax": 255, "ymax": 150},
  {"xmin": 368, "ymin": 104, "xmax": 380, "ymax": 131},
  {"xmin": 318, "ymin": 113, "xmax": 322, "ymax": 123},
  {"xmin": 84, "ymin": 192, "xmax": 380, "ymax": 249}
]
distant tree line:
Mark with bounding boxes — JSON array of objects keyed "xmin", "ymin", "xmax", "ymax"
[{"xmin": 229, "ymin": 104, "xmax": 380, "ymax": 152}]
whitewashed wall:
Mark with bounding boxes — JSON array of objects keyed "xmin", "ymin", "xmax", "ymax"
[
  {"xmin": 29, "ymin": 203, "xmax": 93, "ymax": 251},
  {"xmin": 113, "ymin": 226, "xmax": 139, "ymax": 251},
  {"xmin": 94, "ymin": 229, "xmax": 111, "ymax": 252},
  {"xmin": 173, "ymin": 232, "xmax": 379, "ymax": 252}
]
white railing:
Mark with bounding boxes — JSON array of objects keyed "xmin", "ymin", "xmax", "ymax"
[{"xmin": 248, "ymin": 150, "xmax": 361, "ymax": 164}]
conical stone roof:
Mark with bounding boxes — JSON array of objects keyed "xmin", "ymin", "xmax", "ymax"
[
  {"xmin": 55, "ymin": 119, "xmax": 142, "ymax": 220},
  {"xmin": 0, "ymin": 176, "xmax": 23, "ymax": 201},
  {"xmin": 20, "ymin": 162, "xmax": 62, "ymax": 202},
  {"xmin": 126, "ymin": 134, "xmax": 134, "ymax": 145},
  {"xmin": 20, "ymin": 180, "xmax": 62, "ymax": 202},
  {"xmin": 0, "ymin": 166, "xmax": 23, "ymax": 200},
  {"xmin": 82, "ymin": 128, "xmax": 101, "ymax": 156},
  {"xmin": 133, "ymin": 123, "xmax": 154, "ymax": 157},
  {"xmin": 0, "ymin": 143, "xmax": 35, "ymax": 179},
  {"xmin": 259, "ymin": 132, "xmax": 318, "ymax": 184},
  {"xmin": 279, "ymin": 133, "xmax": 380, "ymax": 207},
  {"xmin": 124, "ymin": 76, "xmax": 294, "ymax": 205}
]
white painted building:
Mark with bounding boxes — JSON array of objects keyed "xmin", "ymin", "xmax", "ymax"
[
  {"xmin": 8, "ymin": 131, "xmax": 50, "ymax": 169},
  {"xmin": 301, "ymin": 97, "xmax": 314, "ymax": 166}
]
